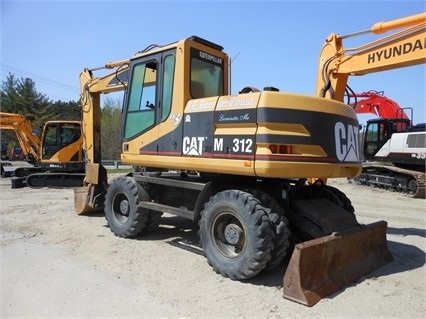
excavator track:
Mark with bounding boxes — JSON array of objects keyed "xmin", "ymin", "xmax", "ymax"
[
  {"xmin": 349, "ymin": 163, "xmax": 425, "ymax": 199},
  {"xmin": 9, "ymin": 166, "xmax": 85, "ymax": 189},
  {"xmin": 25, "ymin": 172, "xmax": 85, "ymax": 188}
]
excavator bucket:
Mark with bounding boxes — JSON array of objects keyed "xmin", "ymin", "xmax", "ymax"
[
  {"xmin": 282, "ymin": 220, "xmax": 392, "ymax": 306},
  {"xmin": 74, "ymin": 163, "xmax": 107, "ymax": 215},
  {"xmin": 74, "ymin": 185, "xmax": 99, "ymax": 215}
]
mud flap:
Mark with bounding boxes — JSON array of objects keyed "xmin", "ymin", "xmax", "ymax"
[{"xmin": 282, "ymin": 220, "xmax": 392, "ymax": 306}]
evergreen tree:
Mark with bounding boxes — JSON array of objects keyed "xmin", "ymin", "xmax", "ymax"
[
  {"xmin": 1, "ymin": 74, "xmax": 47, "ymax": 147},
  {"xmin": 50, "ymin": 100, "xmax": 81, "ymax": 121},
  {"xmin": 1, "ymin": 74, "xmax": 20, "ymax": 113},
  {"xmin": 1, "ymin": 74, "xmax": 123, "ymax": 160},
  {"xmin": 1, "ymin": 73, "xmax": 50, "ymax": 121}
]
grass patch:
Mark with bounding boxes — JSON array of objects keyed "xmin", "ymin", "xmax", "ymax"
[{"xmin": 107, "ymin": 168, "xmax": 133, "ymax": 174}]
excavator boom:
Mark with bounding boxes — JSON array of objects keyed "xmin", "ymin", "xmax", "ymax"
[
  {"xmin": 0, "ymin": 112, "xmax": 41, "ymax": 162},
  {"xmin": 349, "ymin": 90, "xmax": 410, "ymax": 119},
  {"xmin": 316, "ymin": 12, "xmax": 425, "ymax": 101}
]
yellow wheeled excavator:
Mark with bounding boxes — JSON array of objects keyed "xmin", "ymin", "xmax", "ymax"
[
  {"xmin": 0, "ymin": 112, "xmax": 85, "ymax": 188},
  {"xmin": 72, "ymin": 13, "xmax": 424, "ymax": 306}
]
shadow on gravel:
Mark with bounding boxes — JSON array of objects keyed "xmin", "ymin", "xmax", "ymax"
[
  {"xmin": 132, "ymin": 215, "xmax": 203, "ymax": 254},
  {"xmin": 229, "ymin": 238, "xmax": 426, "ymax": 291},
  {"xmin": 130, "ymin": 214, "xmax": 287, "ymax": 287},
  {"xmin": 387, "ymin": 227, "xmax": 425, "ymax": 238},
  {"xmin": 93, "ymin": 214, "xmax": 426, "ymax": 290},
  {"xmin": 375, "ymin": 240, "xmax": 425, "ymax": 276},
  {"xmin": 82, "ymin": 212, "xmax": 105, "ymax": 219}
]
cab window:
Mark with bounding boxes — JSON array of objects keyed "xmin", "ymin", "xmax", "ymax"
[
  {"xmin": 124, "ymin": 61, "xmax": 157, "ymax": 139},
  {"xmin": 190, "ymin": 55, "xmax": 223, "ymax": 99},
  {"xmin": 162, "ymin": 54, "xmax": 175, "ymax": 121}
]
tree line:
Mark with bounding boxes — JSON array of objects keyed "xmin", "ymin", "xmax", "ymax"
[{"xmin": 1, "ymin": 73, "xmax": 122, "ymax": 160}]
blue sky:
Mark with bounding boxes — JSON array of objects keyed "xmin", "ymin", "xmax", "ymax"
[{"xmin": 1, "ymin": 0, "xmax": 425, "ymax": 125}]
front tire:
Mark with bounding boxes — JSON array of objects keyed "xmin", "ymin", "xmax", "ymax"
[
  {"xmin": 198, "ymin": 190, "xmax": 274, "ymax": 280},
  {"xmin": 104, "ymin": 176, "xmax": 147, "ymax": 238}
]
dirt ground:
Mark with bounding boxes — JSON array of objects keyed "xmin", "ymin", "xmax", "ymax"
[{"xmin": 1, "ymin": 162, "xmax": 425, "ymax": 318}]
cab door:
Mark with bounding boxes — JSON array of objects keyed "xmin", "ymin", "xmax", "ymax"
[{"xmin": 122, "ymin": 49, "xmax": 177, "ymax": 157}]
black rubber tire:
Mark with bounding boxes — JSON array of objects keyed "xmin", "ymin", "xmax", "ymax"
[
  {"xmin": 288, "ymin": 183, "xmax": 357, "ymax": 241},
  {"xmin": 323, "ymin": 185, "xmax": 355, "ymax": 214},
  {"xmin": 291, "ymin": 183, "xmax": 354, "ymax": 214},
  {"xmin": 104, "ymin": 176, "xmax": 147, "ymax": 238},
  {"xmin": 198, "ymin": 190, "xmax": 274, "ymax": 280},
  {"xmin": 244, "ymin": 189, "xmax": 291, "ymax": 270}
]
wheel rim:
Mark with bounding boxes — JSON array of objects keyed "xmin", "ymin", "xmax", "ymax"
[
  {"xmin": 211, "ymin": 210, "xmax": 246, "ymax": 259},
  {"xmin": 111, "ymin": 192, "xmax": 130, "ymax": 224}
]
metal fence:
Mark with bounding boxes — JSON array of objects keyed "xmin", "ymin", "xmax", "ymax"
[{"xmin": 101, "ymin": 160, "xmax": 131, "ymax": 169}]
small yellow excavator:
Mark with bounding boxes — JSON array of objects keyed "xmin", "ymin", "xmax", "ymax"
[
  {"xmin": 73, "ymin": 13, "xmax": 424, "ymax": 306},
  {"xmin": 0, "ymin": 112, "xmax": 85, "ymax": 188}
]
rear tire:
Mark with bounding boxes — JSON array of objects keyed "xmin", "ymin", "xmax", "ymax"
[
  {"xmin": 104, "ymin": 176, "xmax": 147, "ymax": 238},
  {"xmin": 323, "ymin": 185, "xmax": 354, "ymax": 214},
  {"xmin": 291, "ymin": 183, "xmax": 354, "ymax": 214},
  {"xmin": 288, "ymin": 183, "xmax": 358, "ymax": 241},
  {"xmin": 198, "ymin": 190, "xmax": 274, "ymax": 280}
]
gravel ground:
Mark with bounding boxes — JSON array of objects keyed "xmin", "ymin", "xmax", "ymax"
[{"xmin": 1, "ymin": 163, "xmax": 425, "ymax": 318}]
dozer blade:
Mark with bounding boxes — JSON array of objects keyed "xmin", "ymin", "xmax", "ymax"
[{"xmin": 282, "ymin": 220, "xmax": 392, "ymax": 306}]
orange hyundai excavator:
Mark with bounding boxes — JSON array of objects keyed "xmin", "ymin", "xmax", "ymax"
[
  {"xmin": 346, "ymin": 91, "xmax": 425, "ymax": 197},
  {"xmin": 0, "ymin": 112, "xmax": 85, "ymax": 188}
]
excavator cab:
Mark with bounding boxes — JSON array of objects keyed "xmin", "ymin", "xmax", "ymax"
[
  {"xmin": 41, "ymin": 122, "xmax": 82, "ymax": 161},
  {"xmin": 37, "ymin": 121, "xmax": 84, "ymax": 174},
  {"xmin": 119, "ymin": 36, "xmax": 226, "ymax": 164},
  {"xmin": 363, "ymin": 118, "xmax": 411, "ymax": 158}
]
